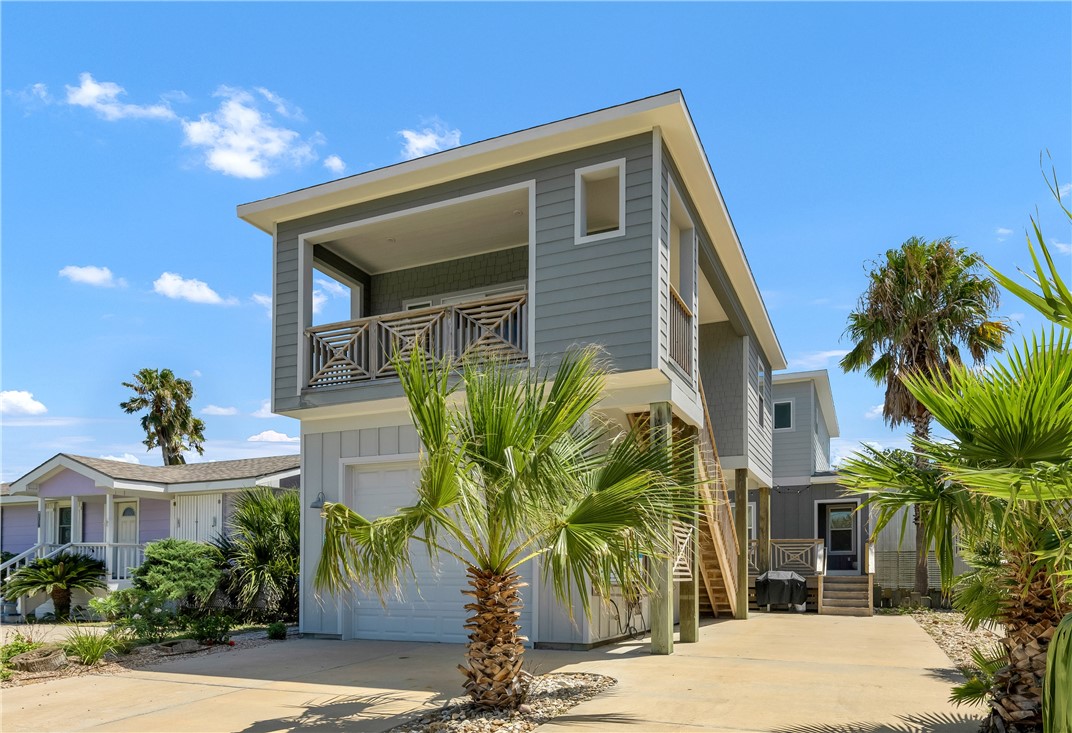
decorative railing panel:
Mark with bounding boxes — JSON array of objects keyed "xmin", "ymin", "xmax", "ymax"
[
  {"xmin": 748, "ymin": 540, "xmax": 759, "ymax": 574},
  {"xmin": 668, "ymin": 286, "xmax": 693, "ymax": 376},
  {"xmin": 672, "ymin": 521, "xmax": 695, "ymax": 582},
  {"xmin": 770, "ymin": 539, "xmax": 826, "ymax": 576},
  {"xmin": 306, "ymin": 293, "xmax": 528, "ymax": 388}
]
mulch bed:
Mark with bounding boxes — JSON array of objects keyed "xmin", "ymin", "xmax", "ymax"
[{"xmin": 385, "ymin": 673, "xmax": 616, "ymax": 733}]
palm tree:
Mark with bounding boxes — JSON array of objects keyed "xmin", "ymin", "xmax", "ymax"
[
  {"xmin": 315, "ymin": 346, "xmax": 693, "ymax": 709},
  {"xmin": 120, "ymin": 368, "xmax": 206, "ymax": 465},
  {"xmin": 841, "ymin": 329, "xmax": 1072, "ymax": 731},
  {"xmin": 840, "ymin": 237, "xmax": 1010, "ymax": 593},
  {"xmin": 214, "ymin": 487, "xmax": 301, "ymax": 619},
  {"xmin": 2, "ymin": 552, "xmax": 107, "ymax": 620}
]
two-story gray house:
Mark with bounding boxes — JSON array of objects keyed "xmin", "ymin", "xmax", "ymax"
[{"xmin": 237, "ymin": 91, "xmax": 788, "ymax": 649}]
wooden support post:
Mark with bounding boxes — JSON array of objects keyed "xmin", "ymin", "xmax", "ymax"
[
  {"xmin": 71, "ymin": 496, "xmax": 82, "ymax": 544},
  {"xmin": 679, "ymin": 434, "xmax": 700, "ymax": 643},
  {"xmin": 649, "ymin": 402, "xmax": 674, "ymax": 655},
  {"xmin": 758, "ymin": 485, "xmax": 771, "ymax": 573},
  {"xmin": 103, "ymin": 492, "xmax": 114, "ymax": 579},
  {"xmin": 734, "ymin": 468, "xmax": 750, "ymax": 620}
]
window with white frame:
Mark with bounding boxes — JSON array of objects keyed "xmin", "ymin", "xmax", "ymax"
[
  {"xmin": 575, "ymin": 160, "xmax": 626, "ymax": 244},
  {"xmin": 729, "ymin": 501, "xmax": 757, "ymax": 540},
  {"xmin": 774, "ymin": 400, "xmax": 793, "ymax": 430}
]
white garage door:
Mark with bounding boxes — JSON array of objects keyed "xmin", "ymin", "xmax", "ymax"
[
  {"xmin": 347, "ymin": 463, "xmax": 533, "ymax": 644},
  {"xmin": 173, "ymin": 494, "xmax": 223, "ymax": 543}
]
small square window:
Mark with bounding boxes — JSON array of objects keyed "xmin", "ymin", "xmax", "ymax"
[
  {"xmin": 774, "ymin": 401, "xmax": 793, "ymax": 430},
  {"xmin": 575, "ymin": 160, "xmax": 625, "ymax": 244}
]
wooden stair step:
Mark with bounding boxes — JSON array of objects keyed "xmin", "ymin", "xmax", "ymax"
[
  {"xmin": 824, "ymin": 591, "xmax": 869, "ymax": 601},
  {"xmin": 821, "ymin": 606, "xmax": 872, "ymax": 617},
  {"xmin": 823, "ymin": 598, "xmax": 869, "ymax": 609}
]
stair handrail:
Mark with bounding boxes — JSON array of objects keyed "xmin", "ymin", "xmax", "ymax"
[
  {"xmin": 0, "ymin": 545, "xmax": 41, "ymax": 581},
  {"xmin": 696, "ymin": 378, "xmax": 740, "ymax": 616}
]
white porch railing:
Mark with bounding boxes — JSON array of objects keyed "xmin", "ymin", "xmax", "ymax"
[
  {"xmin": 306, "ymin": 293, "xmax": 528, "ymax": 389},
  {"xmin": 1, "ymin": 542, "xmax": 145, "ymax": 584}
]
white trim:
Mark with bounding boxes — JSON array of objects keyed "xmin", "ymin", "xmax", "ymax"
[
  {"xmin": 270, "ymin": 221, "xmax": 279, "ymax": 413},
  {"xmin": 337, "ymin": 453, "xmax": 421, "ymax": 508},
  {"xmin": 296, "ymin": 234, "xmax": 313, "ymax": 396},
  {"xmin": 728, "ymin": 501, "xmax": 757, "ymax": 541},
  {"xmin": 401, "ymin": 281, "xmax": 526, "ymax": 310},
  {"xmin": 526, "ymin": 181, "xmax": 536, "ymax": 366},
  {"xmin": 773, "ymin": 398, "xmax": 795, "ymax": 432},
  {"xmin": 650, "ymin": 127, "xmax": 663, "ymax": 370},
  {"xmin": 814, "ymin": 497, "xmax": 861, "ymax": 576},
  {"xmin": 574, "ymin": 158, "xmax": 627, "ymax": 245}
]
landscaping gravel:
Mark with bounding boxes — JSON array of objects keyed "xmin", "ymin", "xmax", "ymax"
[
  {"xmin": 896, "ymin": 608, "xmax": 1004, "ymax": 673},
  {"xmin": 385, "ymin": 672, "xmax": 617, "ymax": 733}
]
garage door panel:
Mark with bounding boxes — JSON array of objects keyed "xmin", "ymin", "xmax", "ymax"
[{"xmin": 347, "ymin": 463, "xmax": 533, "ymax": 644}]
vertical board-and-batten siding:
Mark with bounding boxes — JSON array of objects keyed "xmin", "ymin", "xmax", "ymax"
[
  {"xmin": 272, "ymin": 135, "xmax": 654, "ymax": 412},
  {"xmin": 772, "ymin": 380, "xmax": 815, "ymax": 479},
  {"xmin": 300, "ymin": 423, "xmax": 420, "ymax": 636}
]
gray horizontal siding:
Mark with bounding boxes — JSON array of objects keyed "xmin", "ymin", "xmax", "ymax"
[
  {"xmin": 273, "ymin": 134, "xmax": 654, "ymax": 412},
  {"xmin": 772, "ymin": 381, "xmax": 814, "ymax": 479}
]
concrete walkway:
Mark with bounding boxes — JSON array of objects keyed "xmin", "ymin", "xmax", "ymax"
[{"xmin": 0, "ymin": 614, "xmax": 979, "ymax": 733}]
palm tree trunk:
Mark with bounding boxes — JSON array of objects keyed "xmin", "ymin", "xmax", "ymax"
[
  {"xmin": 986, "ymin": 551, "xmax": 1069, "ymax": 732},
  {"xmin": 912, "ymin": 413, "xmax": 932, "ymax": 596},
  {"xmin": 51, "ymin": 587, "xmax": 72, "ymax": 620},
  {"xmin": 459, "ymin": 566, "xmax": 528, "ymax": 708}
]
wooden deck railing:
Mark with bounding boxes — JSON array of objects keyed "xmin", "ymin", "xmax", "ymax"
[
  {"xmin": 306, "ymin": 293, "xmax": 528, "ymax": 388},
  {"xmin": 697, "ymin": 379, "xmax": 739, "ymax": 615},
  {"xmin": 748, "ymin": 540, "xmax": 759, "ymax": 574},
  {"xmin": 668, "ymin": 285, "xmax": 693, "ymax": 376}
]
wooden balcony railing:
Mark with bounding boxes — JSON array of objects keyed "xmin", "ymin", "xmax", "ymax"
[
  {"xmin": 306, "ymin": 293, "xmax": 528, "ymax": 389},
  {"xmin": 749, "ymin": 539, "xmax": 827, "ymax": 576},
  {"xmin": 668, "ymin": 286, "xmax": 693, "ymax": 376}
]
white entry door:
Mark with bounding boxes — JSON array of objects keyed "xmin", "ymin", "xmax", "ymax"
[
  {"xmin": 173, "ymin": 494, "xmax": 223, "ymax": 543},
  {"xmin": 347, "ymin": 462, "xmax": 533, "ymax": 643},
  {"xmin": 116, "ymin": 502, "xmax": 138, "ymax": 543}
]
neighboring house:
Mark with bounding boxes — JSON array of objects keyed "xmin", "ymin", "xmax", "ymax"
[
  {"xmin": 0, "ymin": 453, "xmax": 300, "ymax": 616},
  {"xmin": 237, "ymin": 91, "xmax": 787, "ymax": 647},
  {"xmin": 732, "ymin": 369, "xmax": 874, "ymax": 615}
]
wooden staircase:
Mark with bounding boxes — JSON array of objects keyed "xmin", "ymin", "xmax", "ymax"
[{"xmin": 820, "ymin": 576, "xmax": 873, "ymax": 617}]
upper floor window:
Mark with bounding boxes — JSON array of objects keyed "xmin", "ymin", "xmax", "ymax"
[
  {"xmin": 574, "ymin": 159, "xmax": 626, "ymax": 244},
  {"xmin": 774, "ymin": 400, "xmax": 793, "ymax": 430}
]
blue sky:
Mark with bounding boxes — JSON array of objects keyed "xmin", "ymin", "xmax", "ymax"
[{"xmin": 2, "ymin": 2, "xmax": 1070, "ymax": 482}]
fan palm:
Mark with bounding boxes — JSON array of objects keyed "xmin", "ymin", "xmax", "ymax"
[
  {"xmin": 215, "ymin": 487, "xmax": 301, "ymax": 619},
  {"xmin": 840, "ymin": 237, "xmax": 1010, "ymax": 593},
  {"xmin": 120, "ymin": 368, "xmax": 206, "ymax": 465},
  {"xmin": 2, "ymin": 552, "xmax": 107, "ymax": 620},
  {"xmin": 315, "ymin": 346, "xmax": 694, "ymax": 708}
]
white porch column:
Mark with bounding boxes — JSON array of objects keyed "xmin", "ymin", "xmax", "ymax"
[
  {"xmin": 36, "ymin": 497, "xmax": 45, "ymax": 546},
  {"xmin": 71, "ymin": 496, "xmax": 82, "ymax": 544},
  {"xmin": 103, "ymin": 492, "xmax": 114, "ymax": 578}
]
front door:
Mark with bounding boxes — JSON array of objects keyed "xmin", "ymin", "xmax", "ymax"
[
  {"xmin": 116, "ymin": 502, "xmax": 138, "ymax": 544},
  {"xmin": 821, "ymin": 502, "xmax": 859, "ymax": 575}
]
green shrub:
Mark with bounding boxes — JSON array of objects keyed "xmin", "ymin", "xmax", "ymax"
[
  {"xmin": 63, "ymin": 628, "xmax": 122, "ymax": 665},
  {"xmin": 1, "ymin": 632, "xmax": 42, "ymax": 666},
  {"xmin": 88, "ymin": 594, "xmax": 124, "ymax": 622},
  {"xmin": 133, "ymin": 539, "xmax": 221, "ymax": 606},
  {"xmin": 109, "ymin": 588, "xmax": 181, "ymax": 643},
  {"xmin": 1, "ymin": 552, "xmax": 107, "ymax": 620},
  {"xmin": 185, "ymin": 613, "xmax": 233, "ymax": 644},
  {"xmin": 267, "ymin": 621, "xmax": 287, "ymax": 640}
]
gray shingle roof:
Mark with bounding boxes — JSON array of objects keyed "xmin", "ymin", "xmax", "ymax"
[{"xmin": 59, "ymin": 454, "xmax": 300, "ymax": 485}]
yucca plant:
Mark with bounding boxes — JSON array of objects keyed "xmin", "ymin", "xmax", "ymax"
[
  {"xmin": 2, "ymin": 553, "xmax": 107, "ymax": 620},
  {"xmin": 315, "ymin": 346, "xmax": 694, "ymax": 709},
  {"xmin": 1044, "ymin": 613, "xmax": 1072, "ymax": 733}
]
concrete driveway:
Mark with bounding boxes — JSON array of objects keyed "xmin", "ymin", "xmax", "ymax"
[{"xmin": 1, "ymin": 614, "xmax": 979, "ymax": 733}]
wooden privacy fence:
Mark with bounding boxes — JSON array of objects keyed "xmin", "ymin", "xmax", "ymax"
[{"xmin": 306, "ymin": 293, "xmax": 528, "ymax": 388}]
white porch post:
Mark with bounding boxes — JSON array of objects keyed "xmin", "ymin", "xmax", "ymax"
[
  {"xmin": 104, "ymin": 492, "xmax": 114, "ymax": 579},
  {"xmin": 71, "ymin": 496, "xmax": 82, "ymax": 544},
  {"xmin": 36, "ymin": 497, "xmax": 45, "ymax": 547}
]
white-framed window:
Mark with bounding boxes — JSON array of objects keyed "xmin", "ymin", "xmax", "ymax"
[
  {"xmin": 774, "ymin": 400, "xmax": 793, "ymax": 431},
  {"xmin": 574, "ymin": 159, "xmax": 626, "ymax": 244},
  {"xmin": 729, "ymin": 501, "xmax": 757, "ymax": 540}
]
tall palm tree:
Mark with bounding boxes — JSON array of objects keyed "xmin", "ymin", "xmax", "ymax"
[
  {"xmin": 841, "ymin": 328, "xmax": 1072, "ymax": 731},
  {"xmin": 120, "ymin": 368, "xmax": 206, "ymax": 465},
  {"xmin": 315, "ymin": 346, "xmax": 693, "ymax": 709},
  {"xmin": 2, "ymin": 552, "xmax": 107, "ymax": 620},
  {"xmin": 840, "ymin": 237, "xmax": 1010, "ymax": 593}
]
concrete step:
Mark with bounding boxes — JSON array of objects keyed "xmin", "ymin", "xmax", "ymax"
[{"xmin": 821, "ymin": 606, "xmax": 872, "ymax": 617}]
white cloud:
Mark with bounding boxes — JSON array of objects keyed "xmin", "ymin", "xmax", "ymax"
[
  {"xmin": 323, "ymin": 154, "xmax": 346, "ymax": 174},
  {"xmin": 65, "ymin": 72, "xmax": 175, "ymax": 121},
  {"xmin": 399, "ymin": 118, "xmax": 461, "ymax": 160},
  {"xmin": 1052, "ymin": 240, "xmax": 1071, "ymax": 255},
  {"xmin": 247, "ymin": 429, "xmax": 299, "ymax": 443},
  {"xmin": 251, "ymin": 293, "xmax": 272, "ymax": 316},
  {"xmin": 181, "ymin": 86, "xmax": 319, "ymax": 178},
  {"xmin": 99, "ymin": 453, "xmax": 140, "ymax": 464},
  {"xmin": 1059, "ymin": 183, "xmax": 1071, "ymax": 198},
  {"xmin": 864, "ymin": 404, "xmax": 884, "ymax": 420},
  {"xmin": 59, "ymin": 264, "xmax": 125, "ymax": 288},
  {"xmin": 786, "ymin": 349, "xmax": 849, "ymax": 370},
  {"xmin": 0, "ymin": 390, "xmax": 48, "ymax": 415},
  {"xmin": 995, "ymin": 227, "xmax": 1013, "ymax": 237},
  {"xmin": 830, "ymin": 436, "xmax": 911, "ymax": 468},
  {"xmin": 201, "ymin": 405, "xmax": 238, "ymax": 416},
  {"xmin": 312, "ymin": 289, "xmax": 328, "ymax": 314},
  {"xmin": 315, "ymin": 278, "xmax": 349, "ymax": 298},
  {"xmin": 153, "ymin": 272, "xmax": 237, "ymax": 305},
  {"xmin": 191, "ymin": 369, "xmax": 203, "ymax": 378},
  {"xmin": 252, "ymin": 400, "xmax": 274, "ymax": 418},
  {"xmin": 255, "ymin": 87, "xmax": 304, "ymax": 120},
  {"xmin": 10, "ymin": 82, "xmax": 53, "ymax": 106}
]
